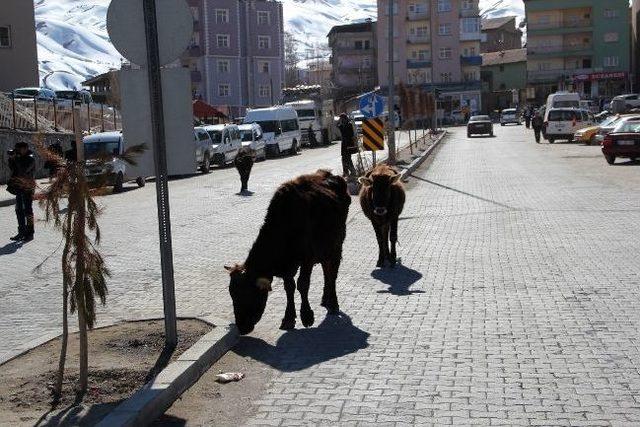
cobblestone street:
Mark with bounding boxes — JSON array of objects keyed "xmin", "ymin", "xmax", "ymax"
[{"xmin": 3, "ymin": 124, "xmax": 640, "ymax": 424}]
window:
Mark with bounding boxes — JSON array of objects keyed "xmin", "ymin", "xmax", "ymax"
[
  {"xmin": 604, "ymin": 9, "xmax": 619, "ymax": 19},
  {"xmin": 414, "ymin": 3, "xmax": 427, "ymax": 13},
  {"xmin": 463, "ymin": 71, "xmax": 477, "ymax": 81},
  {"xmin": 461, "ymin": 0, "xmax": 472, "ymax": 10},
  {"xmin": 218, "ymin": 59, "xmax": 230, "ymax": 73},
  {"xmin": 355, "ymin": 40, "xmax": 363, "ymax": 50},
  {"xmin": 439, "ymin": 47, "xmax": 452, "ymax": 59},
  {"xmin": 215, "ymin": 9, "xmax": 229, "ymax": 23},
  {"xmin": 190, "ymin": 7, "xmax": 199, "ymax": 21},
  {"xmin": 257, "ymin": 11, "xmax": 271, "ymax": 25},
  {"xmin": 499, "ymin": 65, "xmax": 505, "ymax": 72},
  {"xmin": 412, "ymin": 49, "xmax": 429, "ymax": 60},
  {"xmin": 259, "ymin": 85, "xmax": 271, "ymax": 98},
  {"xmin": 440, "ymin": 72, "xmax": 452, "ymax": 82},
  {"xmin": 217, "ymin": 34, "xmax": 230, "ymax": 48},
  {"xmin": 218, "ymin": 84, "xmax": 230, "ymax": 97},
  {"xmin": 258, "ymin": 35, "xmax": 271, "ymax": 49},
  {"xmin": 438, "ymin": 24, "xmax": 452, "ymax": 35},
  {"xmin": 282, "ymin": 119, "xmax": 299, "ymax": 132},
  {"xmin": 604, "ymin": 32, "xmax": 619, "ymax": 43},
  {"xmin": 461, "ymin": 17, "xmax": 479, "ymax": 33},
  {"xmin": 0, "ymin": 26, "xmax": 10, "ymax": 48},
  {"xmin": 259, "ymin": 61, "xmax": 270, "ymax": 74},
  {"xmin": 437, "ymin": 0, "xmax": 452, "ymax": 12},
  {"xmin": 604, "ymin": 56, "xmax": 619, "ymax": 67},
  {"xmin": 463, "ymin": 47, "xmax": 476, "ymax": 56}
]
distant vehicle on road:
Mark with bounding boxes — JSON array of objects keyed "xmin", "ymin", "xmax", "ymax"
[
  {"xmin": 593, "ymin": 114, "xmax": 640, "ymax": 145},
  {"xmin": 500, "ymin": 108, "xmax": 521, "ymax": 126},
  {"xmin": 601, "ymin": 116, "xmax": 640, "ymax": 165},
  {"xmin": 83, "ymin": 131, "xmax": 145, "ymax": 192},
  {"xmin": 244, "ymin": 106, "xmax": 301, "ymax": 157},
  {"xmin": 546, "ymin": 92, "xmax": 580, "ymax": 110},
  {"xmin": 544, "ymin": 108, "xmax": 593, "ymax": 143},
  {"xmin": 203, "ymin": 124, "xmax": 242, "ymax": 166},
  {"xmin": 238, "ymin": 123, "xmax": 267, "ymax": 160},
  {"xmin": 349, "ymin": 110, "xmax": 365, "ymax": 135},
  {"xmin": 193, "ymin": 126, "xmax": 216, "ymax": 173},
  {"xmin": 467, "ymin": 115, "xmax": 493, "ymax": 137},
  {"xmin": 610, "ymin": 94, "xmax": 640, "ymax": 113},
  {"xmin": 579, "ymin": 100, "xmax": 599, "ymax": 114},
  {"xmin": 55, "ymin": 89, "xmax": 93, "ymax": 105},
  {"xmin": 11, "ymin": 87, "xmax": 56, "ymax": 101},
  {"xmin": 576, "ymin": 115, "xmax": 622, "ymax": 145},
  {"xmin": 285, "ymin": 99, "xmax": 327, "ymax": 146}
]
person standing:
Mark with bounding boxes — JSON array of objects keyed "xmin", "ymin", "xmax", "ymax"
[
  {"xmin": 337, "ymin": 113, "xmax": 357, "ymax": 177},
  {"xmin": 7, "ymin": 142, "xmax": 36, "ymax": 241},
  {"xmin": 532, "ymin": 112, "xmax": 544, "ymax": 144},
  {"xmin": 524, "ymin": 108, "xmax": 531, "ymax": 129}
]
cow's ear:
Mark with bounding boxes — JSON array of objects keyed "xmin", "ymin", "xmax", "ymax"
[
  {"xmin": 358, "ymin": 176, "xmax": 372, "ymax": 186},
  {"xmin": 256, "ymin": 277, "xmax": 272, "ymax": 292},
  {"xmin": 391, "ymin": 173, "xmax": 401, "ymax": 183}
]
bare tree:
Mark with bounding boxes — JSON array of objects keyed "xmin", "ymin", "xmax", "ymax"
[{"xmin": 284, "ymin": 32, "xmax": 301, "ymax": 87}]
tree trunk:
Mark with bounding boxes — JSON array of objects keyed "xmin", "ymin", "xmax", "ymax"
[
  {"xmin": 77, "ymin": 300, "xmax": 88, "ymax": 396},
  {"xmin": 54, "ymin": 213, "xmax": 73, "ymax": 401},
  {"xmin": 75, "ymin": 189, "xmax": 88, "ymax": 398}
]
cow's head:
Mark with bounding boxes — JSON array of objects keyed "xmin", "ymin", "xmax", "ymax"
[
  {"xmin": 359, "ymin": 167, "xmax": 401, "ymax": 216},
  {"xmin": 225, "ymin": 265, "xmax": 272, "ymax": 335}
]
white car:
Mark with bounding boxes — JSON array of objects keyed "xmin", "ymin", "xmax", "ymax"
[
  {"xmin": 243, "ymin": 106, "xmax": 301, "ymax": 156},
  {"xmin": 83, "ymin": 131, "xmax": 146, "ymax": 192},
  {"xmin": 202, "ymin": 124, "xmax": 242, "ymax": 166},
  {"xmin": 610, "ymin": 94, "xmax": 640, "ymax": 112},
  {"xmin": 193, "ymin": 127, "xmax": 216, "ymax": 173},
  {"xmin": 238, "ymin": 123, "xmax": 266, "ymax": 160},
  {"xmin": 500, "ymin": 108, "xmax": 521, "ymax": 126},
  {"xmin": 544, "ymin": 108, "xmax": 594, "ymax": 143}
]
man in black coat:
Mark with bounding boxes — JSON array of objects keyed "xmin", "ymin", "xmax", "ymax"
[
  {"xmin": 337, "ymin": 113, "xmax": 357, "ymax": 177},
  {"xmin": 8, "ymin": 142, "xmax": 36, "ymax": 241}
]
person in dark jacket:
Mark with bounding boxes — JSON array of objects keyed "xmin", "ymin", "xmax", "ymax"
[
  {"xmin": 524, "ymin": 108, "xmax": 532, "ymax": 129},
  {"xmin": 8, "ymin": 142, "xmax": 36, "ymax": 241},
  {"xmin": 532, "ymin": 112, "xmax": 544, "ymax": 143},
  {"xmin": 234, "ymin": 146, "xmax": 254, "ymax": 194},
  {"xmin": 337, "ymin": 113, "xmax": 357, "ymax": 177}
]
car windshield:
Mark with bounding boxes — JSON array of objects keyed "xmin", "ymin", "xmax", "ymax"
[
  {"xmin": 240, "ymin": 130, "xmax": 253, "ymax": 142},
  {"xmin": 254, "ymin": 121, "xmax": 279, "ymax": 134},
  {"xmin": 502, "ymin": 109, "xmax": 516, "ymax": 114},
  {"xmin": 296, "ymin": 109, "xmax": 315, "ymax": 118},
  {"xmin": 84, "ymin": 141, "xmax": 120, "ymax": 160},
  {"xmin": 469, "ymin": 116, "xmax": 490, "ymax": 122},
  {"xmin": 55, "ymin": 91, "xmax": 77, "ymax": 100},
  {"xmin": 614, "ymin": 120, "xmax": 640, "ymax": 133},
  {"xmin": 548, "ymin": 110, "xmax": 578, "ymax": 121},
  {"xmin": 207, "ymin": 130, "xmax": 222, "ymax": 144},
  {"xmin": 14, "ymin": 89, "xmax": 39, "ymax": 97},
  {"xmin": 600, "ymin": 116, "xmax": 620, "ymax": 127},
  {"xmin": 553, "ymin": 100, "xmax": 579, "ymax": 108}
]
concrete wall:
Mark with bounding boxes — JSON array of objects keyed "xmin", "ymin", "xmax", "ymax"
[{"xmin": 0, "ymin": 0, "xmax": 39, "ymax": 92}]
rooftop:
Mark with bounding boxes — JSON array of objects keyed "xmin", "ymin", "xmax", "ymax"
[
  {"xmin": 327, "ymin": 21, "xmax": 374, "ymax": 37},
  {"xmin": 481, "ymin": 48, "xmax": 527, "ymax": 66},
  {"xmin": 481, "ymin": 16, "xmax": 517, "ymax": 31}
]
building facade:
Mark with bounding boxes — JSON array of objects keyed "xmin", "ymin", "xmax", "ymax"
[
  {"xmin": 481, "ymin": 16, "xmax": 522, "ymax": 53},
  {"xmin": 376, "ymin": 0, "xmax": 483, "ymax": 115},
  {"xmin": 524, "ymin": 0, "xmax": 630, "ymax": 104},
  {"xmin": 0, "ymin": 0, "xmax": 39, "ymax": 92},
  {"xmin": 183, "ymin": 0, "xmax": 284, "ymax": 117},
  {"xmin": 328, "ymin": 21, "xmax": 378, "ymax": 99},
  {"xmin": 632, "ymin": 0, "xmax": 640, "ymax": 91},
  {"xmin": 481, "ymin": 48, "xmax": 527, "ymax": 111}
]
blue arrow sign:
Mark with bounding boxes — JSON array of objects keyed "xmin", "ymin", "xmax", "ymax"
[{"xmin": 359, "ymin": 93, "xmax": 385, "ymax": 118}]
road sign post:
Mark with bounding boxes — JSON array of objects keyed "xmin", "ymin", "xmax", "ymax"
[
  {"xmin": 362, "ymin": 118, "xmax": 385, "ymax": 153},
  {"xmin": 387, "ymin": 0, "xmax": 396, "ymax": 165}
]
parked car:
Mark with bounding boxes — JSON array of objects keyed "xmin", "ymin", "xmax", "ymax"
[
  {"xmin": 193, "ymin": 126, "xmax": 215, "ymax": 173},
  {"xmin": 601, "ymin": 117, "xmax": 640, "ymax": 165},
  {"xmin": 55, "ymin": 89, "xmax": 93, "ymax": 105},
  {"xmin": 11, "ymin": 87, "xmax": 56, "ymax": 101},
  {"xmin": 244, "ymin": 106, "xmax": 301, "ymax": 156},
  {"xmin": 83, "ymin": 131, "xmax": 145, "ymax": 192},
  {"xmin": 574, "ymin": 114, "xmax": 620, "ymax": 145},
  {"xmin": 592, "ymin": 114, "xmax": 640, "ymax": 145},
  {"xmin": 579, "ymin": 100, "xmax": 599, "ymax": 114},
  {"xmin": 594, "ymin": 110, "xmax": 613, "ymax": 123},
  {"xmin": 546, "ymin": 92, "xmax": 580, "ymax": 110},
  {"xmin": 467, "ymin": 115, "xmax": 493, "ymax": 137},
  {"xmin": 500, "ymin": 108, "xmax": 521, "ymax": 126},
  {"xmin": 349, "ymin": 110, "xmax": 365, "ymax": 135},
  {"xmin": 610, "ymin": 94, "xmax": 640, "ymax": 112},
  {"xmin": 203, "ymin": 124, "xmax": 242, "ymax": 166},
  {"xmin": 238, "ymin": 123, "xmax": 266, "ymax": 160},
  {"xmin": 543, "ymin": 108, "xmax": 593, "ymax": 143}
]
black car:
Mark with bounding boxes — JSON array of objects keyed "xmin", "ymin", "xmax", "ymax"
[{"xmin": 467, "ymin": 115, "xmax": 493, "ymax": 137}]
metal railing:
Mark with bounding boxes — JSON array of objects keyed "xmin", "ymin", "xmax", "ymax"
[
  {"xmin": 528, "ymin": 43, "xmax": 593, "ymax": 54},
  {"xmin": 528, "ymin": 18, "xmax": 592, "ymax": 31},
  {"xmin": 407, "ymin": 11, "xmax": 429, "ymax": 20},
  {"xmin": 407, "ymin": 35, "xmax": 430, "ymax": 44}
]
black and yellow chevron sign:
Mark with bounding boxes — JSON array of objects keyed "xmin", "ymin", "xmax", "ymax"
[{"xmin": 362, "ymin": 118, "xmax": 385, "ymax": 151}]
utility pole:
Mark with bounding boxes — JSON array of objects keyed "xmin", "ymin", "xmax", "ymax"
[{"xmin": 387, "ymin": 0, "xmax": 396, "ymax": 164}]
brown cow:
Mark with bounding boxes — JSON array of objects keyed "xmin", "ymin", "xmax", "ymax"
[
  {"xmin": 226, "ymin": 169, "xmax": 351, "ymax": 334},
  {"xmin": 234, "ymin": 147, "xmax": 254, "ymax": 193},
  {"xmin": 359, "ymin": 164, "xmax": 406, "ymax": 268}
]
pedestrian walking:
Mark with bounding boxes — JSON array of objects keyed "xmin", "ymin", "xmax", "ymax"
[
  {"xmin": 524, "ymin": 108, "xmax": 531, "ymax": 129},
  {"xmin": 234, "ymin": 146, "xmax": 254, "ymax": 194},
  {"xmin": 337, "ymin": 113, "xmax": 358, "ymax": 177},
  {"xmin": 7, "ymin": 142, "xmax": 36, "ymax": 242},
  {"xmin": 532, "ymin": 112, "xmax": 544, "ymax": 144}
]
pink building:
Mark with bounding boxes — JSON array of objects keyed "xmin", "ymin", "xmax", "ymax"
[{"xmin": 377, "ymin": 0, "xmax": 482, "ymax": 115}]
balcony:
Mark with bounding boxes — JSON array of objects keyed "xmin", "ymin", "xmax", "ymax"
[
  {"xmin": 190, "ymin": 70, "xmax": 202, "ymax": 83},
  {"xmin": 460, "ymin": 55, "xmax": 482, "ymax": 66},
  {"xmin": 187, "ymin": 45, "xmax": 202, "ymax": 57},
  {"xmin": 407, "ymin": 11, "xmax": 429, "ymax": 21},
  {"xmin": 527, "ymin": 43, "xmax": 593, "ymax": 56},
  {"xmin": 332, "ymin": 47, "xmax": 373, "ymax": 55},
  {"xmin": 407, "ymin": 35, "xmax": 430, "ymax": 44},
  {"xmin": 460, "ymin": 31, "xmax": 481, "ymax": 41},
  {"xmin": 528, "ymin": 18, "xmax": 592, "ymax": 32},
  {"xmin": 338, "ymin": 64, "xmax": 375, "ymax": 74},
  {"xmin": 407, "ymin": 59, "xmax": 431, "ymax": 69},
  {"xmin": 459, "ymin": 7, "xmax": 480, "ymax": 18}
]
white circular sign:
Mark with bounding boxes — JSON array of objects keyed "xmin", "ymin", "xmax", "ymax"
[{"xmin": 107, "ymin": 0, "xmax": 194, "ymax": 67}]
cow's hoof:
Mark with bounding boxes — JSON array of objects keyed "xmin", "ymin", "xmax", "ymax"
[
  {"xmin": 388, "ymin": 258, "xmax": 397, "ymax": 268},
  {"xmin": 325, "ymin": 303, "xmax": 340, "ymax": 315},
  {"xmin": 279, "ymin": 318, "xmax": 296, "ymax": 330},
  {"xmin": 301, "ymin": 309, "xmax": 315, "ymax": 327},
  {"xmin": 376, "ymin": 259, "xmax": 385, "ymax": 268}
]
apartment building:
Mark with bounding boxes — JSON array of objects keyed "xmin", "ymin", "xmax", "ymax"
[
  {"xmin": 0, "ymin": 0, "xmax": 39, "ymax": 92},
  {"xmin": 481, "ymin": 16, "xmax": 522, "ymax": 53},
  {"xmin": 524, "ymin": 0, "xmax": 630, "ymax": 103},
  {"xmin": 183, "ymin": 0, "xmax": 284, "ymax": 117},
  {"xmin": 632, "ymin": 0, "xmax": 640, "ymax": 91},
  {"xmin": 328, "ymin": 21, "xmax": 378, "ymax": 98},
  {"xmin": 376, "ymin": 0, "xmax": 483, "ymax": 115}
]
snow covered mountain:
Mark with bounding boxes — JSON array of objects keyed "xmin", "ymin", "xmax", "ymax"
[{"xmin": 33, "ymin": 0, "xmax": 524, "ymax": 90}]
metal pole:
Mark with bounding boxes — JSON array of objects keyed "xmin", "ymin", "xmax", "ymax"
[
  {"xmin": 143, "ymin": 0, "xmax": 177, "ymax": 348},
  {"xmin": 11, "ymin": 96, "xmax": 16, "ymax": 129},
  {"xmin": 113, "ymin": 108, "xmax": 118, "ymax": 130},
  {"xmin": 87, "ymin": 103, "xmax": 91, "ymax": 132},
  {"xmin": 386, "ymin": 0, "xmax": 396, "ymax": 164},
  {"xmin": 100, "ymin": 103, "xmax": 105, "ymax": 132},
  {"xmin": 53, "ymin": 99, "xmax": 58, "ymax": 132},
  {"xmin": 34, "ymin": 97, "xmax": 38, "ymax": 132}
]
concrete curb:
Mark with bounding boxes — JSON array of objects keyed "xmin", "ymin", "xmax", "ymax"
[
  {"xmin": 0, "ymin": 196, "xmax": 15, "ymax": 208},
  {"xmin": 96, "ymin": 315, "xmax": 239, "ymax": 427},
  {"xmin": 398, "ymin": 130, "xmax": 448, "ymax": 180}
]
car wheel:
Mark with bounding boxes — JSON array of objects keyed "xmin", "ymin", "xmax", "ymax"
[
  {"xmin": 489, "ymin": 130, "xmax": 494, "ymax": 137},
  {"xmin": 113, "ymin": 172, "xmax": 124, "ymax": 193},
  {"xmin": 136, "ymin": 176, "xmax": 145, "ymax": 187},
  {"xmin": 605, "ymin": 154, "xmax": 616, "ymax": 165},
  {"xmin": 467, "ymin": 132, "xmax": 471, "ymax": 138},
  {"xmin": 291, "ymin": 139, "xmax": 298, "ymax": 155},
  {"xmin": 201, "ymin": 153, "xmax": 211, "ymax": 174},
  {"xmin": 501, "ymin": 123, "xmax": 505, "ymax": 127},
  {"xmin": 549, "ymin": 138, "xmax": 555, "ymax": 144}
]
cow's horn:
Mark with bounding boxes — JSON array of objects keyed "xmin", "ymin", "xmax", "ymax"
[{"xmin": 256, "ymin": 277, "xmax": 272, "ymax": 292}]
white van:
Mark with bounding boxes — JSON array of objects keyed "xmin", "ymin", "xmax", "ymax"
[
  {"xmin": 202, "ymin": 124, "xmax": 242, "ymax": 166},
  {"xmin": 238, "ymin": 123, "xmax": 267, "ymax": 160},
  {"xmin": 544, "ymin": 108, "xmax": 594, "ymax": 143},
  {"xmin": 545, "ymin": 92, "xmax": 580, "ymax": 116},
  {"xmin": 243, "ymin": 106, "xmax": 301, "ymax": 156},
  {"xmin": 285, "ymin": 99, "xmax": 326, "ymax": 146}
]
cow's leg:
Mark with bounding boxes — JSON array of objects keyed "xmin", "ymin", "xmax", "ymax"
[
  {"xmin": 381, "ymin": 223, "xmax": 391, "ymax": 268},
  {"xmin": 389, "ymin": 216, "xmax": 399, "ymax": 267},
  {"xmin": 280, "ymin": 276, "xmax": 297, "ymax": 330},
  {"xmin": 373, "ymin": 223, "xmax": 385, "ymax": 267},
  {"xmin": 321, "ymin": 254, "xmax": 341, "ymax": 314},
  {"xmin": 297, "ymin": 262, "xmax": 314, "ymax": 327}
]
